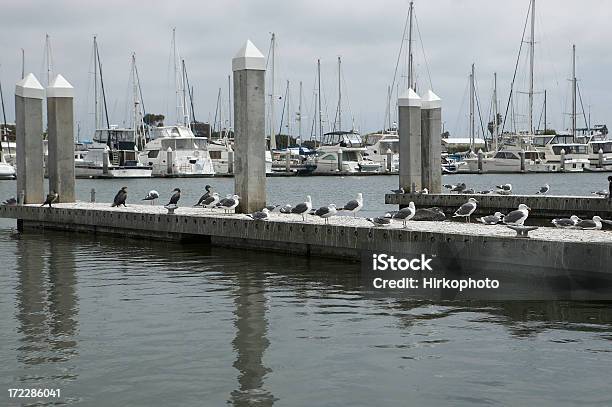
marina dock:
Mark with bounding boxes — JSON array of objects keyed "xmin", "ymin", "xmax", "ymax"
[{"xmin": 386, "ymin": 193, "xmax": 612, "ymax": 219}]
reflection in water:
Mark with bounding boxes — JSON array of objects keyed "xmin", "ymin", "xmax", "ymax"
[
  {"xmin": 230, "ymin": 270, "xmax": 275, "ymax": 406},
  {"xmin": 15, "ymin": 235, "xmax": 78, "ymax": 382}
]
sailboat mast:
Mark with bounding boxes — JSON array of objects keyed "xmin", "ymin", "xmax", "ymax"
[
  {"xmin": 132, "ymin": 53, "xmax": 138, "ymax": 140},
  {"xmin": 181, "ymin": 59, "xmax": 189, "ymax": 127},
  {"xmin": 493, "ymin": 72, "xmax": 498, "ymax": 151},
  {"xmin": 337, "ymin": 56, "xmax": 342, "ymax": 132},
  {"xmin": 228, "ymin": 74, "xmax": 232, "ymax": 133},
  {"xmin": 469, "ymin": 64, "xmax": 475, "ymax": 151},
  {"xmin": 528, "ymin": 0, "xmax": 535, "ymax": 134},
  {"xmin": 93, "ymin": 36, "xmax": 99, "ymax": 130},
  {"xmin": 407, "ymin": 1, "xmax": 414, "ymax": 90},
  {"xmin": 572, "ymin": 44, "xmax": 577, "ymax": 140},
  {"xmin": 298, "ymin": 81, "xmax": 303, "ymax": 145},
  {"xmin": 317, "ymin": 58, "xmax": 322, "ymax": 145},
  {"xmin": 269, "ymin": 33, "xmax": 276, "ymax": 150},
  {"xmin": 21, "ymin": 49, "xmax": 25, "ymax": 79},
  {"xmin": 45, "ymin": 34, "xmax": 52, "ymax": 86}
]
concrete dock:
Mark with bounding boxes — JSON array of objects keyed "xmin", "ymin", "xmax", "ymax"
[{"xmin": 386, "ymin": 193, "xmax": 612, "ymax": 219}]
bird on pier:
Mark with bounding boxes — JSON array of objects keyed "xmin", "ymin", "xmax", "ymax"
[
  {"xmin": 418, "ymin": 188, "xmax": 429, "ymax": 195},
  {"xmin": 536, "ymin": 184, "xmax": 550, "ymax": 194},
  {"xmin": 2, "ymin": 196, "xmax": 17, "ymax": 206},
  {"xmin": 111, "ymin": 187, "xmax": 128, "ymax": 207},
  {"xmin": 461, "ymin": 188, "xmax": 476, "ymax": 194},
  {"xmin": 448, "ymin": 183, "xmax": 467, "ymax": 193},
  {"xmin": 265, "ymin": 204, "xmax": 279, "ymax": 212},
  {"xmin": 341, "ymin": 193, "xmax": 363, "ymax": 218},
  {"xmin": 201, "ymin": 192, "xmax": 220, "ymax": 210},
  {"xmin": 142, "ymin": 190, "xmax": 159, "ymax": 205},
  {"xmin": 367, "ymin": 214, "xmax": 392, "ymax": 227},
  {"xmin": 392, "ymin": 201, "xmax": 416, "ymax": 227},
  {"xmin": 573, "ymin": 216, "xmax": 603, "ymax": 230},
  {"xmin": 216, "ymin": 194, "xmax": 240, "ymax": 213},
  {"xmin": 167, "ymin": 188, "xmax": 181, "ymax": 206},
  {"xmin": 502, "ymin": 204, "xmax": 530, "ymax": 226},
  {"xmin": 496, "ymin": 184, "xmax": 512, "ymax": 194},
  {"xmin": 477, "ymin": 212, "xmax": 504, "ymax": 225},
  {"xmin": 552, "ymin": 215, "xmax": 580, "ymax": 228},
  {"xmin": 453, "ymin": 198, "xmax": 478, "ymax": 223},
  {"xmin": 412, "ymin": 207, "xmax": 446, "ymax": 221},
  {"xmin": 291, "ymin": 195, "xmax": 313, "ymax": 221},
  {"xmin": 194, "ymin": 185, "xmax": 213, "ymax": 206},
  {"xmin": 41, "ymin": 191, "xmax": 59, "ymax": 207},
  {"xmin": 315, "ymin": 204, "xmax": 337, "ymax": 224},
  {"xmin": 608, "ymin": 176, "xmax": 612, "ymax": 200},
  {"xmin": 246, "ymin": 208, "xmax": 270, "ymax": 221},
  {"xmin": 391, "ymin": 187, "xmax": 405, "ymax": 194},
  {"xmin": 591, "ymin": 190, "xmax": 609, "ymax": 198},
  {"xmin": 279, "ymin": 204, "xmax": 293, "ymax": 214},
  {"xmin": 477, "ymin": 189, "xmax": 493, "ymax": 195}
]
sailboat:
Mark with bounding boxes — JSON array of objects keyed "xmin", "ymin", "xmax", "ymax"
[
  {"xmin": 138, "ymin": 29, "xmax": 215, "ymax": 177},
  {"xmin": 0, "ymin": 69, "xmax": 16, "ymax": 179},
  {"xmin": 76, "ymin": 37, "xmax": 152, "ymax": 178}
]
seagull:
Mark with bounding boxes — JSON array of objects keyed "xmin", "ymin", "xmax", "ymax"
[
  {"xmin": 461, "ymin": 188, "xmax": 475, "ymax": 194},
  {"xmin": 536, "ymin": 184, "xmax": 550, "ymax": 194},
  {"xmin": 167, "ymin": 188, "xmax": 181, "ymax": 206},
  {"xmin": 194, "ymin": 185, "xmax": 213, "ymax": 206},
  {"xmin": 2, "ymin": 197, "xmax": 17, "ymax": 206},
  {"xmin": 142, "ymin": 190, "xmax": 159, "ymax": 205},
  {"xmin": 412, "ymin": 207, "xmax": 446, "ymax": 221},
  {"xmin": 392, "ymin": 202, "xmax": 416, "ymax": 227},
  {"xmin": 201, "ymin": 192, "xmax": 220, "ymax": 209},
  {"xmin": 367, "ymin": 215, "xmax": 392, "ymax": 227},
  {"xmin": 41, "ymin": 191, "xmax": 59, "ymax": 207},
  {"xmin": 477, "ymin": 190, "xmax": 493, "ymax": 195},
  {"xmin": 217, "ymin": 194, "xmax": 240, "ymax": 213},
  {"xmin": 111, "ymin": 187, "xmax": 127, "ymax": 207},
  {"xmin": 502, "ymin": 204, "xmax": 530, "ymax": 226},
  {"xmin": 477, "ymin": 212, "xmax": 504, "ymax": 225},
  {"xmin": 552, "ymin": 215, "xmax": 581, "ymax": 228},
  {"xmin": 573, "ymin": 216, "xmax": 603, "ymax": 230},
  {"xmin": 450, "ymin": 183, "xmax": 467, "ymax": 193},
  {"xmin": 391, "ymin": 187, "xmax": 405, "ymax": 194},
  {"xmin": 279, "ymin": 204, "xmax": 293, "ymax": 214},
  {"xmin": 418, "ymin": 188, "xmax": 429, "ymax": 195},
  {"xmin": 453, "ymin": 198, "xmax": 478, "ymax": 222},
  {"xmin": 291, "ymin": 195, "xmax": 313, "ymax": 221},
  {"xmin": 246, "ymin": 207, "xmax": 270, "ymax": 221},
  {"xmin": 315, "ymin": 204, "xmax": 337, "ymax": 224},
  {"xmin": 496, "ymin": 183, "xmax": 512, "ymax": 192},
  {"xmin": 496, "ymin": 189, "xmax": 512, "ymax": 196},
  {"xmin": 591, "ymin": 190, "xmax": 609, "ymax": 198},
  {"xmin": 341, "ymin": 193, "xmax": 363, "ymax": 218}
]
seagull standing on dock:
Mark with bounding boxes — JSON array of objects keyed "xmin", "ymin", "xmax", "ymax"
[
  {"xmin": 217, "ymin": 194, "xmax": 240, "ymax": 213},
  {"xmin": 502, "ymin": 204, "xmax": 530, "ymax": 226},
  {"xmin": 450, "ymin": 183, "xmax": 467, "ymax": 193},
  {"xmin": 142, "ymin": 190, "xmax": 159, "ymax": 205},
  {"xmin": 391, "ymin": 187, "xmax": 405, "ymax": 194},
  {"xmin": 167, "ymin": 188, "xmax": 181, "ymax": 206},
  {"xmin": 246, "ymin": 208, "xmax": 270, "ymax": 221},
  {"xmin": 573, "ymin": 216, "xmax": 603, "ymax": 230},
  {"xmin": 201, "ymin": 192, "xmax": 220, "ymax": 210},
  {"xmin": 315, "ymin": 204, "xmax": 337, "ymax": 224},
  {"xmin": 367, "ymin": 214, "xmax": 392, "ymax": 227},
  {"xmin": 279, "ymin": 204, "xmax": 293, "ymax": 214},
  {"xmin": 496, "ymin": 184, "xmax": 512, "ymax": 195},
  {"xmin": 111, "ymin": 187, "xmax": 127, "ymax": 207},
  {"xmin": 477, "ymin": 212, "xmax": 504, "ymax": 225},
  {"xmin": 392, "ymin": 202, "xmax": 416, "ymax": 227},
  {"xmin": 291, "ymin": 195, "xmax": 313, "ymax": 221},
  {"xmin": 42, "ymin": 191, "xmax": 59, "ymax": 207},
  {"xmin": 552, "ymin": 215, "xmax": 580, "ymax": 228},
  {"xmin": 341, "ymin": 193, "xmax": 363, "ymax": 218},
  {"xmin": 2, "ymin": 197, "xmax": 17, "ymax": 206},
  {"xmin": 536, "ymin": 184, "xmax": 550, "ymax": 194},
  {"xmin": 194, "ymin": 185, "xmax": 213, "ymax": 206},
  {"xmin": 453, "ymin": 198, "xmax": 477, "ymax": 223}
]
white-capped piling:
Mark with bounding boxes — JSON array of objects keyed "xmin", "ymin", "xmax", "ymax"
[
  {"xmin": 15, "ymin": 73, "xmax": 44, "ymax": 204},
  {"xmin": 337, "ymin": 148, "xmax": 343, "ymax": 172},
  {"xmin": 46, "ymin": 74, "xmax": 75, "ymax": 202},
  {"xmin": 477, "ymin": 149, "xmax": 484, "ymax": 172},
  {"xmin": 398, "ymin": 88, "xmax": 422, "ymax": 192},
  {"xmin": 233, "ymin": 40, "xmax": 266, "ymax": 213},
  {"xmin": 420, "ymin": 90, "xmax": 442, "ymax": 192},
  {"xmin": 560, "ymin": 149, "xmax": 566, "ymax": 172},
  {"xmin": 598, "ymin": 149, "xmax": 604, "ymax": 168},
  {"xmin": 386, "ymin": 149, "xmax": 393, "ymax": 172},
  {"xmin": 166, "ymin": 147, "xmax": 174, "ymax": 175}
]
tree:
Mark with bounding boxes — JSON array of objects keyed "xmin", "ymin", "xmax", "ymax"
[{"xmin": 143, "ymin": 113, "xmax": 165, "ymax": 127}]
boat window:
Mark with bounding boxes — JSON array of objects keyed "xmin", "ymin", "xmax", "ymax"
[
  {"xmin": 494, "ymin": 152, "xmax": 505, "ymax": 159},
  {"xmin": 209, "ymin": 151, "xmax": 222, "ymax": 160},
  {"xmin": 161, "ymin": 139, "xmax": 208, "ymax": 151},
  {"xmin": 148, "ymin": 150, "xmax": 159, "ymax": 158},
  {"xmin": 343, "ymin": 151, "xmax": 360, "ymax": 161},
  {"xmin": 321, "ymin": 154, "xmax": 336, "ymax": 161}
]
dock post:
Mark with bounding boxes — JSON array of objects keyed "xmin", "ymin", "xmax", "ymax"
[
  {"xmin": 337, "ymin": 148, "xmax": 343, "ymax": 172},
  {"xmin": 232, "ymin": 40, "xmax": 266, "ymax": 213},
  {"xmin": 102, "ymin": 150, "xmax": 109, "ymax": 174},
  {"xmin": 477, "ymin": 149, "xmax": 484, "ymax": 173},
  {"xmin": 398, "ymin": 88, "xmax": 422, "ymax": 192},
  {"xmin": 560, "ymin": 149, "xmax": 566, "ymax": 172},
  {"xmin": 285, "ymin": 149, "xmax": 291, "ymax": 172},
  {"xmin": 46, "ymin": 74, "xmax": 75, "ymax": 202},
  {"xmin": 421, "ymin": 90, "xmax": 442, "ymax": 192},
  {"xmin": 520, "ymin": 149, "xmax": 526, "ymax": 172},
  {"xmin": 386, "ymin": 149, "xmax": 393, "ymax": 172},
  {"xmin": 166, "ymin": 147, "xmax": 174, "ymax": 175},
  {"xmin": 228, "ymin": 148, "xmax": 234, "ymax": 174},
  {"xmin": 15, "ymin": 73, "xmax": 45, "ymax": 204},
  {"xmin": 90, "ymin": 188, "xmax": 96, "ymax": 203},
  {"xmin": 598, "ymin": 149, "xmax": 604, "ymax": 169}
]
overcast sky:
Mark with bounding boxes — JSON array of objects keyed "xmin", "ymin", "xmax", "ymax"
[{"xmin": 1, "ymin": 0, "xmax": 611, "ymax": 140}]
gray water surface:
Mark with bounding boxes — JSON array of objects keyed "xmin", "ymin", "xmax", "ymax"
[{"xmin": 1, "ymin": 175, "xmax": 611, "ymax": 406}]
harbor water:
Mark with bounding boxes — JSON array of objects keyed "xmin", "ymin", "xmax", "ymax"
[{"xmin": 1, "ymin": 174, "xmax": 612, "ymax": 406}]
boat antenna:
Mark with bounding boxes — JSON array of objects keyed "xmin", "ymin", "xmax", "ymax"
[
  {"xmin": 21, "ymin": 49, "xmax": 25, "ymax": 79},
  {"xmin": 317, "ymin": 58, "xmax": 322, "ymax": 145},
  {"xmin": 0, "ymin": 65, "xmax": 6, "ymax": 158}
]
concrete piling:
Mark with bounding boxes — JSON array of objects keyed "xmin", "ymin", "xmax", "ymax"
[
  {"xmin": 103, "ymin": 150, "xmax": 109, "ymax": 174},
  {"xmin": 420, "ymin": 90, "xmax": 442, "ymax": 192},
  {"xmin": 520, "ymin": 150, "xmax": 526, "ymax": 172},
  {"xmin": 398, "ymin": 88, "xmax": 422, "ymax": 192},
  {"xmin": 232, "ymin": 40, "xmax": 266, "ymax": 213},
  {"xmin": 15, "ymin": 73, "xmax": 45, "ymax": 204},
  {"xmin": 337, "ymin": 148, "xmax": 343, "ymax": 172},
  {"xmin": 560, "ymin": 149, "xmax": 566, "ymax": 172},
  {"xmin": 228, "ymin": 148, "xmax": 234, "ymax": 174},
  {"xmin": 386, "ymin": 149, "xmax": 393, "ymax": 173},
  {"xmin": 166, "ymin": 147, "xmax": 174, "ymax": 175},
  {"xmin": 46, "ymin": 74, "xmax": 75, "ymax": 202},
  {"xmin": 598, "ymin": 149, "xmax": 604, "ymax": 169},
  {"xmin": 477, "ymin": 149, "xmax": 484, "ymax": 173}
]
